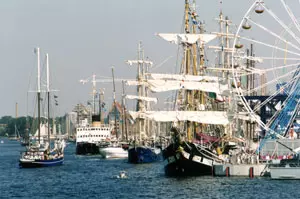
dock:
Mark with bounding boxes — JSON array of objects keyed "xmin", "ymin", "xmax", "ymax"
[{"xmin": 213, "ymin": 163, "xmax": 267, "ymax": 177}]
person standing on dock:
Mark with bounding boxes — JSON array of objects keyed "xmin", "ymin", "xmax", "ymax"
[{"xmin": 289, "ymin": 125, "xmax": 295, "ymax": 139}]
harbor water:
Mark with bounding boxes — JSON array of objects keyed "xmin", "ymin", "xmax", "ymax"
[{"xmin": 0, "ymin": 138, "xmax": 299, "ymax": 199}]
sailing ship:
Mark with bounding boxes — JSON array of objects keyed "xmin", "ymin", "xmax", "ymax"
[
  {"xmin": 125, "ymin": 42, "xmax": 163, "ymax": 163},
  {"xmin": 20, "ymin": 117, "xmax": 30, "ymax": 146},
  {"xmin": 19, "ymin": 49, "xmax": 65, "ymax": 168},
  {"xmin": 66, "ymin": 112, "xmax": 77, "ymax": 143},
  {"xmin": 10, "ymin": 123, "xmax": 20, "ymax": 141},
  {"xmin": 10, "ymin": 103, "xmax": 20, "ymax": 141},
  {"xmin": 127, "ymin": 1, "xmax": 241, "ymax": 176}
]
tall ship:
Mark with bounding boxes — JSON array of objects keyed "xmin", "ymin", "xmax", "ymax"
[
  {"xmin": 125, "ymin": 42, "xmax": 163, "ymax": 164},
  {"xmin": 127, "ymin": 0, "xmax": 245, "ymax": 176}
]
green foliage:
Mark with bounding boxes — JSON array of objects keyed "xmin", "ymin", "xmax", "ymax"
[{"xmin": 0, "ymin": 115, "xmax": 66, "ymax": 137}]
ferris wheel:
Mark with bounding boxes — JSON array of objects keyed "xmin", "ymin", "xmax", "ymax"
[{"xmin": 232, "ymin": 0, "xmax": 300, "ymax": 139}]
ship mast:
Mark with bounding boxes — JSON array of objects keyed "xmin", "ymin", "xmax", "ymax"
[
  {"xmin": 92, "ymin": 74, "xmax": 96, "ymax": 115},
  {"xmin": 125, "ymin": 42, "xmax": 153, "ymax": 142},
  {"xmin": 137, "ymin": 41, "xmax": 145, "ymax": 141},
  {"xmin": 35, "ymin": 47, "xmax": 41, "ymax": 144},
  {"xmin": 46, "ymin": 53, "xmax": 51, "ymax": 150},
  {"xmin": 111, "ymin": 66, "xmax": 118, "ymax": 140},
  {"xmin": 15, "ymin": 102, "xmax": 18, "ymax": 138},
  {"xmin": 99, "ymin": 88, "xmax": 104, "ymax": 123},
  {"xmin": 184, "ymin": 0, "xmax": 192, "ymax": 142},
  {"xmin": 122, "ymin": 81, "xmax": 128, "ymax": 141},
  {"xmin": 184, "ymin": 0, "xmax": 204, "ymax": 141}
]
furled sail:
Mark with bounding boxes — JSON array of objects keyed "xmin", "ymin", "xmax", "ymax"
[
  {"xmin": 157, "ymin": 33, "xmax": 217, "ymax": 45},
  {"xmin": 127, "ymin": 79, "xmax": 229, "ymax": 94},
  {"xmin": 148, "ymin": 73, "xmax": 220, "ymax": 82},
  {"xmin": 126, "ymin": 80, "xmax": 143, "ymax": 86},
  {"xmin": 125, "ymin": 95, "xmax": 158, "ymax": 103},
  {"xmin": 126, "ymin": 60, "xmax": 153, "ymax": 66},
  {"xmin": 129, "ymin": 111, "xmax": 229, "ymax": 125}
]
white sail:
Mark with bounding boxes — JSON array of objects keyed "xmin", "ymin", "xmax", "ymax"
[
  {"xmin": 126, "ymin": 80, "xmax": 143, "ymax": 86},
  {"xmin": 125, "ymin": 95, "xmax": 158, "ymax": 103},
  {"xmin": 127, "ymin": 79, "xmax": 229, "ymax": 95},
  {"xmin": 157, "ymin": 33, "xmax": 217, "ymax": 45},
  {"xmin": 126, "ymin": 60, "xmax": 153, "ymax": 66},
  {"xmin": 34, "ymin": 123, "xmax": 49, "ymax": 137},
  {"xmin": 52, "ymin": 123, "xmax": 57, "ymax": 136},
  {"xmin": 129, "ymin": 111, "xmax": 229, "ymax": 125},
  {"xmin": 148, "ymin": 73, "xmax": 220, "ymax": 82}
]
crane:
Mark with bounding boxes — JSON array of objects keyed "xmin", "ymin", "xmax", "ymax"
[{"xmin": 79, "ymin": 74, "xmax": 134, "ymax": 114}]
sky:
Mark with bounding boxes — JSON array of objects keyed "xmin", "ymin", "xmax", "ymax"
[{"xmin": 0, "ymin": 0, "xmax": 255, "ymax": 117}]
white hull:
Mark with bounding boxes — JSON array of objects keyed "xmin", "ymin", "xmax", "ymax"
[
  {"xmin": 270, "ymin": 166, "xmax": 300, "ymax": 179},
  {"xmin": 99, "ymin": 147, "xmax": 128, "ymax": 159}
]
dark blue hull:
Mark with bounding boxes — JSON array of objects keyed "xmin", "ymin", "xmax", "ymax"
[
  {"xmin": 19, "ymin": 157, "xmax": 64, "ymax": 168},
  {"xmin": 128, "ymin": 146, "xmax": 162, "ymax": 163}
]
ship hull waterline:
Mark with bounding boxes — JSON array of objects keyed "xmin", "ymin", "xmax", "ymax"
[
  {"xmin": 163, "ymin": 149, "xmax": 214, "ymax": 176},
  {"xmin": 76, "ymin": 142, "xmax": 100, "ymax": 155},
  {"xmin": 128, "ymin": 146, "xmax": 162, "ymax": 164},
  {"xmin": 19, "ymin": 157, "xmax": 64, "ymax": 168}
]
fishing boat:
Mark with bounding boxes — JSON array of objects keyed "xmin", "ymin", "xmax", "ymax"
[
  {"xmin": 19, "ymin": 49, "xmax": 65, "ymax": 168},
  {"xmin": 125, "ymin": 42, "xmax": 162, "ymax": 164}
]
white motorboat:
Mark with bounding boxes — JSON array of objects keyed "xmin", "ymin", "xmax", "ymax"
[
  {"xmin": 269, "ymin": 158, "xmax": 300, "ymax": 179},
  {"xmin": 99, "ymin": 141, "xmax": 128, "ymax": 159},
  {"xmin": 269, "ymin": 141, "xmax": 300, "ymax": 179}
]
